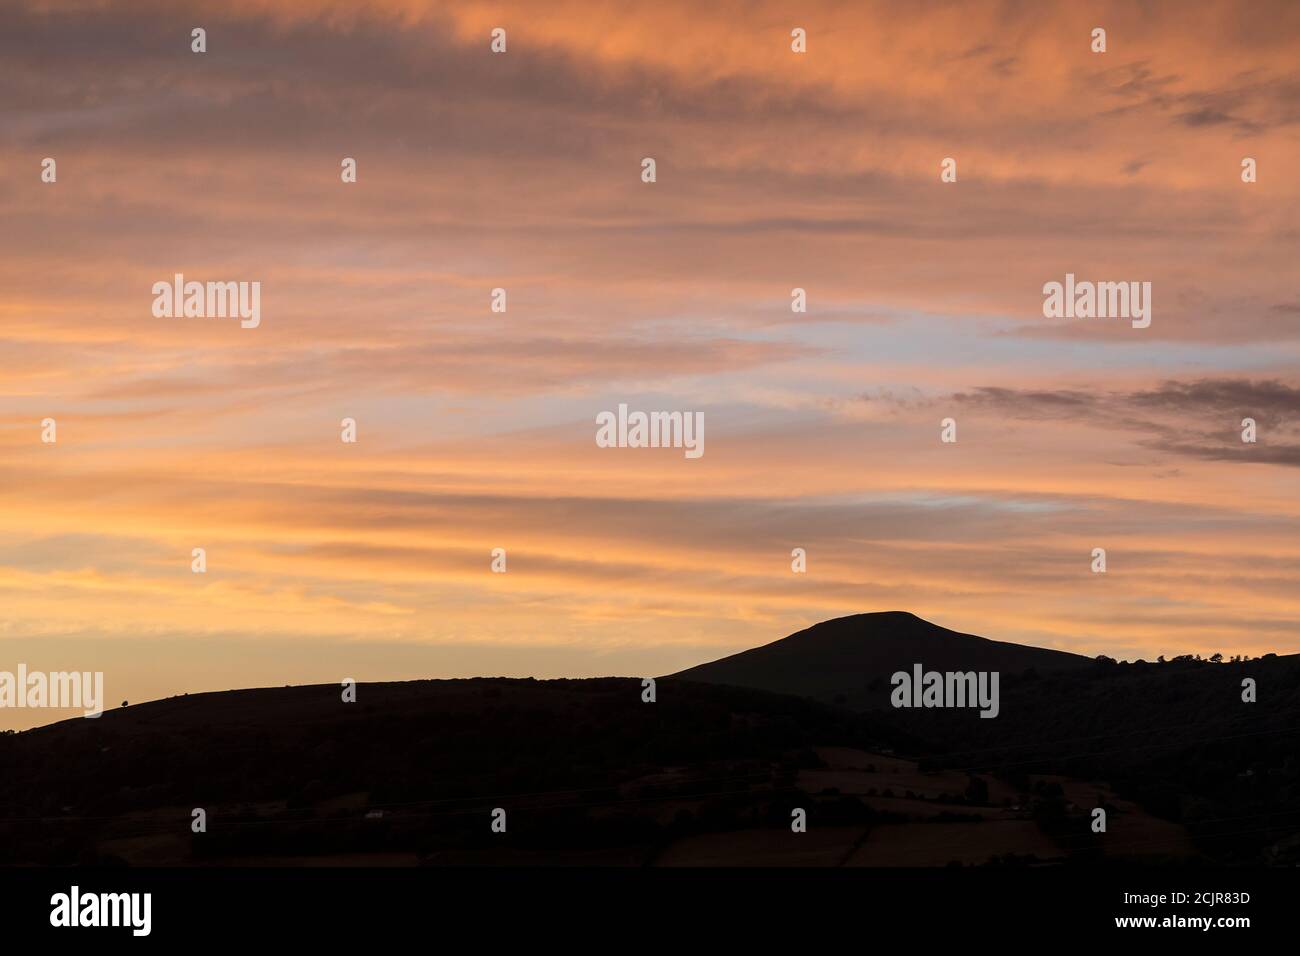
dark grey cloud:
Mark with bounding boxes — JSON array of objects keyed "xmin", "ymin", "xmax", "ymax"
[
  {"xmin": 1177, "ymin": 106, "xmax": 1245, "ymax": 129},
  {"xmin": 950, "ymin": 378, "xmax": 1300, "ymax": 466},
  {"xmin": 1095, "ymin": 60, "xmax": 1300, "ymax": 133},
  {"xmin": 1128, "ymin": 379, "xmax": 1300, "ymax": 417},
  {"xmin": 0, "ymin": 0, "xmax": 854, "ymax": 158}
]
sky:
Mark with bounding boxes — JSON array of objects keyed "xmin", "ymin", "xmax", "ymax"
[{"xmin": 2, "ymin": 0, "xmax": 1298, "ymax": 729}]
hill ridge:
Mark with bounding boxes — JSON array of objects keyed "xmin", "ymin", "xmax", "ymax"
[{"xmin": 668, "ymin": 610, "xmax": 1091, "ymax": 707}]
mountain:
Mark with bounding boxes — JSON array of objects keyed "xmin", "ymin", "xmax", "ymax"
[
  {"xmin": 3, "ymin": 613, "xmax": 1296, "ymax": 867},
  {"xmin": 667, "ymin": 612, "xmax": 1300, "ymax": 865},
  {"xmin": 669, "ymin": 611, "xmax": 1091, "ymax": 707}
]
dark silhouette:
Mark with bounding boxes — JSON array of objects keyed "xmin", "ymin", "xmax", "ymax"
[{"xmin": 1, "ymin": 612, "xmax": 1296, "ymax": 867}]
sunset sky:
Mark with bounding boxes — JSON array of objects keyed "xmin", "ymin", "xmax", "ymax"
[{"xmin": 2, "ymin": 0, "xmax": 1298, "ymax": 729}]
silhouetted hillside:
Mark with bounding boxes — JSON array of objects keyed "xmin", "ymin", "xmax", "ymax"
[
  {"xmin": 672, "ymin": 615, "xmax": 1300, "ymax": 865},
  {"xmin": 2, "ymin": 614, "xmax": 1297, "ymax": 867},
  {"xmin": 870, "ymin": 653, "xmax": 1300, "ymax": 863},
  {"xmin": 671, "ymin": 612, "xmax": 1090, "ymax": 708},
  {"xmin": 0, "ymin": 677, "xmax": 915, "ymax": 866}
]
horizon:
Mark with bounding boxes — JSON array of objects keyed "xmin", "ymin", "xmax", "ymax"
[
  {"xmin": 3, "ymin": 607, "xmax": 1291, "ymax": 735},
  {"xmin": 4, "ymin": 0, "xmax": 1300, "ymax": 732}
]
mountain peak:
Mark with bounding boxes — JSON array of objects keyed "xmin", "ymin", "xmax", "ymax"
[
  {"xmin": 807, "ymin": 610, "xmax": 929, "ymax": 628},
  {"xmin": 669, "ymin": 612, "xmax": 1090, "ymax": 708}
]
